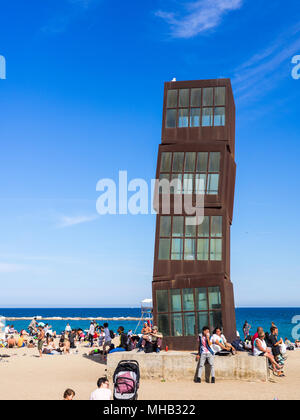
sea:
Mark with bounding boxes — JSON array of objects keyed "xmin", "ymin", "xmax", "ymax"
[{"xmin": 0, "ymin": 307, "xmax": 299, "ymax": 340}]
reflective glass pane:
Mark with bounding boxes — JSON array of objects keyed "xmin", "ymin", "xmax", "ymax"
[
  {"xmin": 156, "ymin": 290, "xmax": 169, "ymax": 313},
  {"xmin": 171, "ymin": 313, "xmax": 183, "ymax": 337},
  {"xmin": 170, "ymin": 174, "xmax": 182, "ymax": 194},
  {"xmin": 184, "ymin": 152, "xmax": 196, "ymax": 172},
  {"xmin": 158, "ymin": 313, "xmax": 170, "ymax": 336},
  {"xmin": 178, "ymin": 108, "xmax": 189, "ymax": 128},
  {"xmin": 203, "ymin": 87, "xmax": 213, "ymax": 106},
  {"xmin": 209, "ymin": 311, "xmax": 222, "ymax": 331},
  {"xmin": 214, "ymin": 107, "xmax": 225, "ymax": 126},
  {"xmin": 195, "ymin": 174, "xmax": 206, "ymax": 194},
  {"xmin": 160, "ymin": 216, "xmax": 171, "ymax": 237},
  {"xmin": 183, "ymin": 288, "xmax": 195, "ymax": 311},
  {"xmin": 170, "ymin": 289, "xmax": 182, "ymax": 312},
  {"xmin": 197, "ymin": 239, "xmax": 209, "ymax": 260},
  {"xmin": 207, "ymin": 174, "xmax": 219, "ymax": 194},
  {"xmin": 202, "ymin": 108, "xmax": 213, "ymax": 127},
  {"xmin": 184, "ymin": 313, "xmax": 196, "ymax": 336},
  {"xmin": 196, "ymin": 152, "xmax": 208, "ymax": 172},
  {"xmin": 208, "ymin": 287, "xmax": 221, "ymax": 310},
  {"xmin": 185, "ymin": 217, "xmax": 196, "ymax": 237},
  {"xmin": 158, "ymin": 238, "xmax": 170, "ymax": 260},
  {"xmin": 214, "ymin": 87, "xmax": 225, "ymax": 106},
  {"xmin": 179, "ymin": 89, "xmax": 189, "ymax": 107},
  {"xmin": 190, "ymin": 108, "xmax": 201, "ymax": 127},
  {"xmin": 166, "ymin": 109, "xmax": 177, "ymax": 128},
  {"xmin": 172, "ymin": 152, "xmax": 184, "ymax": 172},
  {"xmin": 172, "ymin": 216, "xmax": 184, "ymax": 237},
  {"xmin": 210, "ymin": 239, "xmax": 222, "ymax": 261},
  {"xmin": 208, "ymin": 152, "xmax": 220, "ymax": 172},
  {"xmin": 184, "ymin": 239, "xmax": 196, "ymax": 260},
  {"xmin": 191, "ymin": 88, "xmax": 201, "ymax": 107},
  {"xmin": 158, "ymin": 173, "xmax": 171, "ymax": 194},
  {"xmin": 196, "ymin": 288, "xmax": 208, "ymax": 311},
  {"xmin": 167, "ymin": 89, "xmax": 178, "ymax": 108},
  {"xmin": 160, "ymin": 152, "xmax": 172, "ymax": 172},
  {"xmin": 211, "ymin": 216, "xmax": 222, "ymax": 237},
  {"xmin": 183, "ymin": 174, "xmax": 194, "ymax": 194},
  {"xmin": 171, "ymin": 238, "xmax": 183, "ymax": 260},
  {"xmin": 198, "ymin": 216, "xmax": 210, "ymax": 237},
  {"xmin": 198, "ymin": 312, "xmax": 209, "ymax": 333}
]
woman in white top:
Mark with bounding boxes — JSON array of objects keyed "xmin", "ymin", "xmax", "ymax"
[
  {"xmin": 253, "ymin": 330, "xmax": 284, "ymax": 376},
  {"xmin": 211, "ymin": 328, "xmax": 236, "ymax": 355}
]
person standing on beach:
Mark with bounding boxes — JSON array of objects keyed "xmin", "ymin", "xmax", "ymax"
[
  {"xmin": 37, "ymin": 326, "xmax": 45, "ymax": 357},
  {"xmin": 88, "ymin": 322, "xmax": 95, "ymax": 347},
  {"xmin": 243, "ymin": 321, "xmax": 251, "ymax": 339},
  {"xmin": 195, "ymin": 326, "xmax": 215, "ymax": 384},
  {"xmin": 103, "ymin": 323, "xmax": 112, "ymax": 355}
]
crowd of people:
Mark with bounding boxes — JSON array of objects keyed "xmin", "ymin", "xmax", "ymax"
[
  {"xmin": 0, "ymin": 318, "xmax": 164, "ymax": 359},
  {"xmin": 194, "ymin": 320, "xmax": 299, "ymax": 384}
]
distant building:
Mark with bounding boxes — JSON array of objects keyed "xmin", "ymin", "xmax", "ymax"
[{"xmin": 152, "ymin": 79, "xmax": 237, "ymax": 350}]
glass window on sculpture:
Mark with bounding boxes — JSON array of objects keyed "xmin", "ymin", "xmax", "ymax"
[
  {"xmin": 156, "ymin": 290, "xmax": 169, "ymax": 312},
  {"xmin": 171, "ymin": 313, "xmax": 183, "ymax": 337},
  {"xmin": 184, "ymin": 312, "xmax": 196, "ymax": 336},
  {"xmin": 158, "ymin": 314, "xmax": 170, "ymax": 336}
]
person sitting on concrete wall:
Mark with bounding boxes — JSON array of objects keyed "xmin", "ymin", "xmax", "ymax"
[
  {"xmin": 211, "ymin": 327, "xmax": 236, "ymax": 355},
  {"xmin": 138, "ymin": 326, "xmax": 163, "ymax": 353}
]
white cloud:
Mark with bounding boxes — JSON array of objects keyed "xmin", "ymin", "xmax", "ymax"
[
  {"xmin": 0, "ymin": 263, "xmax": 28, "ymax": 273},
  {"xmin": 57, "ymin": 214, "xmax": 98, "ymax": 228},
  {"xmin": 156, "ymin": 0, "xmax": 243, "ymax": 38},
  {"xmin": 232, "ymin": 23, "xmax": 300, "ymax": 104}
]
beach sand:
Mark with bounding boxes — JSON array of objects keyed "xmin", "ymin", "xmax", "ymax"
[{"xmin": 1, "ymin": 340, "xmax": 300, "ymax": 400}]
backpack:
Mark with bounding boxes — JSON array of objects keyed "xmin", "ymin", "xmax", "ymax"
[{"xmin": 109, "ymin": 330, "xmax": 115, "ymax": 340}]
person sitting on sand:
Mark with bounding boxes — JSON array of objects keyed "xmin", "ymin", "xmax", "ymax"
[
  {"xmin": 7, "ymin": 335, "xmax": 16, "ymax": 348},
  {"xmin": 27, "ymin": 339, "xmax": 35, "ymax": 348},
  {"xmin": 253, "ymin": 329, "xmax": 284, "ymax": 377},
  {"xmin": 17, "ymin": 333, "xmax": 27, "ymax": 348},
  {"xmin": 63, "ymin": 332, "xmax": 70, "ymax": 354},
  {"xmin": 90, "ymin": 377, "xmax": 111, "ymax": 401},
  {"xmin": 211, "ymin": 327, "xmax": 236, "ymax": 355},
  {"xmin": 284, "ymin": 337, "xmax": 295, "ymax": 350},
  {"xmin": 63, "ymin": 389, "xmax": 75, "ymax": 400}
]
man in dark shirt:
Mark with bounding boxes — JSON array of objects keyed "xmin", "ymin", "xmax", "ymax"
[{"xmin": 269, "ymin": 326, "xmax": 283, "ymax": 360}]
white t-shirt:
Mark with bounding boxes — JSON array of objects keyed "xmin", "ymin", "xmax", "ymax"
[
  {"xmin": 4, "ymin": 326, "xmax": 9, "ymax": 334},
  {"xmin": 89, "ymin": 324, "xmax": 95, "ymax": 335},
  {"xmin": 211, "ymin": 334, "xmax": 226, "ymax": 354},
  {"xmin": 90, "ymin": 388, "xmax": 111, "ymax": 400},
  {"xmin": 253, "ymin": 338, "xmax": 267, "ymax": 356},
  {"xmin": 65, "ymin": 325, "xmax": 71, "ymax": 332},
  {"xmin": 104, "ymin": 327, "xmax": 111, "ymax": 343}
]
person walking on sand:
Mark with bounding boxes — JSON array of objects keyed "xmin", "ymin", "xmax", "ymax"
[
  {"xmin": 195, "ymin": 326, "xmax": 215, "ymax": 384},
  {"xmin": 37, "ymin": 326, "xmax": 45, "ymax": 357}
]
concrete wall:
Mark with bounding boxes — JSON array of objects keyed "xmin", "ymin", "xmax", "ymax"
[{"xmin": 107, "ymin": 351, "xmax": 269, "ymax": 383}]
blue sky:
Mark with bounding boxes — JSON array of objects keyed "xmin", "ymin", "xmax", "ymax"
[{"xmin": 0, "ymin": 0, "xmax": 300, "ymax": 307}]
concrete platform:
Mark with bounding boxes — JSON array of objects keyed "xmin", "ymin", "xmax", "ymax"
[{"xmin": 107, "ymin": 351, "xmax": 269, "ymax": 382}]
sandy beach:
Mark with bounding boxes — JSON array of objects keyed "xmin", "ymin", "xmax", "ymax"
[{"xmin": 1, "ymin": 339, "xmax": 300, "ymax": 400}]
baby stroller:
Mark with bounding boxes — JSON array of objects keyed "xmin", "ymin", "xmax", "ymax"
[{"xmin": 113, "ymin": 360, "xmax": 140, "ymax": 400}]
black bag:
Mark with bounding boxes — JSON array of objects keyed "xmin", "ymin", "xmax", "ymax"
[
  {"xmin": 144, "ymin": 341, "xmax": 154, "ymax": 353},
  {"xmin": 109, "ymin": 330, "xmax": 115, "ymax": 339}
]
